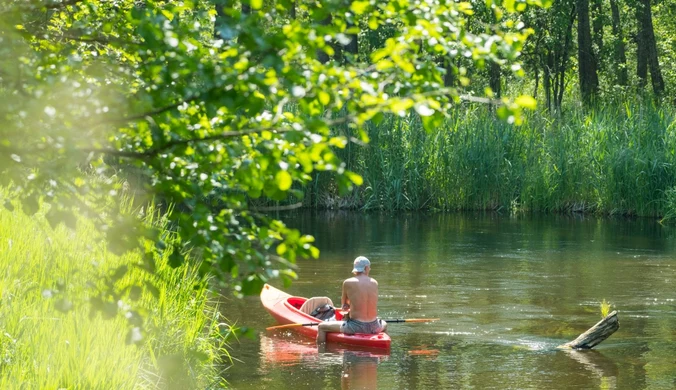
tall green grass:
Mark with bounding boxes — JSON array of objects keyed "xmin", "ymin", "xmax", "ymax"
[
  {"xmin": 0, "ymin": 200, "xmax": 228, "ymax": 388},
  {"xmin": 310, "ymin": 100, "xmax": 676, "ymax": 218}
]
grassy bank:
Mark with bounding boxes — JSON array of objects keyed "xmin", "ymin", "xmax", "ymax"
[
  {"xmin": 307, "ymin": 101, "xmax": 676, "ymax": 219},
  {"xmin": 0, "ymin": 202, "xmax": 227, "ymax": 388}
]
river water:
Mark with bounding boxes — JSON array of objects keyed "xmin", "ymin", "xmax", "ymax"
[{"xmin": 221, "ymin": 212, "xmax": 676, "ymax": 389}]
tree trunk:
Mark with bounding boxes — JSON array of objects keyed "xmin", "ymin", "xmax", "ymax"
[
  {"xmin": 555, "ymin": 6, "xmax": 576, "ymax": 111},
  {"xmin": 317, "ymin": 15, "xmax": 334, "ymax": 64},
  {"xmin": 542, "ymin": 53, "xmax": 553, "ymax": 111},
  {"xmin": 590, "ymin": 0, "xmax": 604, "ymax": 59},
  {"xmin": 635, "ymin": 0, "xmax": 665, "ymax": 95},
  {"xmin": 577, "ymin": 0, "xmax": 599, "ymax": 105},
  {"xmin": 558, "ymin": 311, "xmax": 620, "ymax": 349},
  {"xmin": 345, "ymin": 22, "xmax": 358, "ymax": 60},
  {"xmin": 533, "ymin": 66, "xmax": 540, "ymax": 100},
  {"xmin": 489, "ymin": 61, "xmax": 501, "ymax": 98},
  {"xmin": 290, "ymin": 0, "xmax": 296, "ymax": 19},
  {"xmin": 441, "ymin": 57, "xmax": 457, "ymax": 87},
  {"xmin": 609, "ymin": 0, "xmax": 628, "ymax": 85},
  {"xmin": 544, "ymin": 52, "xmax": 552, "ymax": 111}
]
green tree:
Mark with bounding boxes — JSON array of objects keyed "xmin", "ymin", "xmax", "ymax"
[{"xmin": 0, "ymin": 0, "xmax": 538, "ymax": 324}]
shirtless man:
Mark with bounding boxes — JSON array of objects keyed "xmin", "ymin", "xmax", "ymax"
[{"xmin": 316, "ymin": 256, "xmax": 387, "ymax": 344}]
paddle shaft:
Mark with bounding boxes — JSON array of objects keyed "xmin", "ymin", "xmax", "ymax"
[{"xmin": 266, "ymin": 318, "xmax": 439, "ymax": 330}]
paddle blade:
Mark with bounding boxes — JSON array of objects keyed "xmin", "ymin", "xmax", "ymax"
[
  {"xmin": 404, "ymin": 318, "xmax": 440, "ymax": 323},
  {"xmin": 383, "ymin": 318, "xmax": 440, "ymax": 323},
  {"xmin": 266, "ymin": 322, "xmax": 320, "ymax": 331}
]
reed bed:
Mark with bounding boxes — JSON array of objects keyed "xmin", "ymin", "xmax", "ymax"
[{"xmin": 308, "ymin": 101, "xmax": 676, "ymax": 219}]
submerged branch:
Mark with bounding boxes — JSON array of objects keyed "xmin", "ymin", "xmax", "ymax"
[{"xmin": 558, "ymin": 311, "xmax": 619, "ymax": 349}]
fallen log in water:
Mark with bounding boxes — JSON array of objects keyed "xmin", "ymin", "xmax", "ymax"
[{"xmin": 557, "ymin": 310, "xmax": 619, "ymax": 349}]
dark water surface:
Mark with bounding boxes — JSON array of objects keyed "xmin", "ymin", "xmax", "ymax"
[{"xmin": 221, "ymin": 212, "xmax": 676, "ymax": 389}]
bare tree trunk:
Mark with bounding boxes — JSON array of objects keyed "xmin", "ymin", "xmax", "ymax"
[
  {"xmin": 558, "ymin": 311, "xmax": 620, "ymax": 349},
  {"xmin": 577, "ymin": 0, "xmax": 599, "ymax": 105},
  {"xmin": 534, "ymin": 67, "xmax": 540, "ymax": 100},
  {"xmin": 555, "ymin": 6, "xmax": 576, "ymax": 111},
  {"xmin": 542, "ymin": 52, "xmax": 554, "ymax": 111},
  {"xmin": 544, "ymin": 52, "xmax": 552, "ymax": 111},
  {"xmin": 345, "ymin": 21, "xmax": 358, "ymax": 60},
  {"xmin": 609, "ymin": 0, "xmax": 628, "ymax": 85},
  {"xmin": 636, "ymin": 2, "xmax": 649, "ymax": 87},
  {"xmin": 590, "ymin": 0, "xmax": 604, "ymax": 59},
  {"xmin": 317, "ymin": 15, "xmax": 333, "ymax": 64},
  {"xmin": 635, "ymin": 0, "xmax": 665, "ymax": 95},
  {"xmin": 489, "ymin": 61, "xmax": 501, "ymax": 98}
]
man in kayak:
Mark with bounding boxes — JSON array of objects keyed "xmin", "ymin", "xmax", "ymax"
[{"xmin": 317, "ymin": 256, "xmax": 387, "ymax": 344}]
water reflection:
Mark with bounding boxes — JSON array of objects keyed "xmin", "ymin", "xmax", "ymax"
[
  {"xmin": 259, "ymin": 334, "xmax": 388, "ymax": 390},
  {"xmin": 222, "ymin": 212, "xmax": 676, "ymax": 389},
  {"xmin": 562, "ymin": 349, "xmax": 619, "ymax": 389}
]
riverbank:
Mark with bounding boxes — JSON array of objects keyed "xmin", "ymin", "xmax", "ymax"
[
  {"xmin": 0, "ymin": 203, "xmax": 227, "ymax": 388},
  {"xmin": 300, "ymin": 101, "xmax": 676, "ymax": 220}
]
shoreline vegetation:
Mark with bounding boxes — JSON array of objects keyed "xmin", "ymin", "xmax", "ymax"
[
  {"xmin": 287, "ymin": 101, "xmax": 676, "ymax": 222},
  {"xmin": 0, "ymin": 202, "xmax": 229, "ymax": 388}
]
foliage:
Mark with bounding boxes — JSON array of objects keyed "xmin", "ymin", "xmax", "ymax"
[
  {"xmin": 0, "ymin": 0, "xmax": 537, "ymax": 307},
  {"xmin": 303, "ymin": 101, "xmax": 676, "ymax": 218},
  {"xmin": 0, "ymin": 200, "xmax": 229, "ymax": 388},
  {"xmin": 600, "ymin": 299, "xmax": 612, "ymax": 318}
]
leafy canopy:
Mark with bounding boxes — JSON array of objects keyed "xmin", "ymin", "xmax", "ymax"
[{"xmin": 0, "ymin": 0, "xmax": 539, "ymax": 319}]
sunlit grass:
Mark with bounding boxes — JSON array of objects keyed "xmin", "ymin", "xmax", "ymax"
[{"xmin": 0, "ymin": 199, "xmax": 228, "ymax": 388}]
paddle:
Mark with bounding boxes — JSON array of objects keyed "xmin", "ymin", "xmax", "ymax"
[{"xmin": 266, "ymin": 318, "xmax": 439, "ymax": 331}]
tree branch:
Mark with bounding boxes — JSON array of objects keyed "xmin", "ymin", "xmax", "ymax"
[
  {"xmin": 81, "ymin": 127, "xmax": 288, "ymax": 159},
  {"xmin": 94, "ymin": 87, "xmax": 220, "ymax": 126},
  {"xmin": 43, "ymin": 0, "xmax": 84, "ymax": 10},
  {"xmin": 84, "ymin": 116, "xmax": 351, "ymax": 160}
]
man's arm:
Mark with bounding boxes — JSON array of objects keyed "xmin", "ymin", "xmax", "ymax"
[{"xmin": 341, "ymin": 280, "xmax": 350, "ymax": 310}]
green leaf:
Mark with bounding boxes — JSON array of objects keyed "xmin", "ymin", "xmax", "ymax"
[
  {"xmin": 161, "ymin": 10, "xmax": 174, "ymax": 21},
  {"xmin": 275, "ymin": 170, "xmax": 292, "ymax": 191},
  {"xmin": 251, "ymin": 0, "xmax": 263, "ymax": 10},
  {"xmin": 350, "ymin": 1, "xmax": 370, "ymax": 15},
  {"xmin": 515, "ymin": 95, "xmax": 537, "ymax": 110},
  {"xmin": 240, "ymin": 274, "xmax": 265, "ymax": 295},
  {"xmin": 318, "ymin": 91, "xmax": 330, "ymax": 106},
  {"xmin": 346, "ymin": 172, "xmax": 363, "ymax": 186}
]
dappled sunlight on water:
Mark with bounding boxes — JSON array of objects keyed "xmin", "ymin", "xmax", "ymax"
[{"xmin": 222, "ymin": 212, "xmax": 676, "ymax": 389}]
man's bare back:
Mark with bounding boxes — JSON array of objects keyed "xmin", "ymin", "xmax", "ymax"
[
  {"xmin": 316, "ymin": 256, "xmax": 387, "ymax": 344},
  {"xmin": 342, "ymin": 275, "xmax": 378, "ymax": 322}
]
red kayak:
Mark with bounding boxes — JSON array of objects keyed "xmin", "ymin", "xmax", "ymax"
[{"xmin": 261, "ymin": 284, "xmax": 391, "ymax": 349}]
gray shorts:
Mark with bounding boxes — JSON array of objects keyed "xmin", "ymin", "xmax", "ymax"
[{"xmin": 340, "ymin": 319, "xmax": 385, "ymax": 334}]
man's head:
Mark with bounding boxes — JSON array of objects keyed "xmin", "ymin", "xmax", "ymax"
[{"xmin": 352, "ymin": 256, "xmax": 371, "ymax": 275}]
